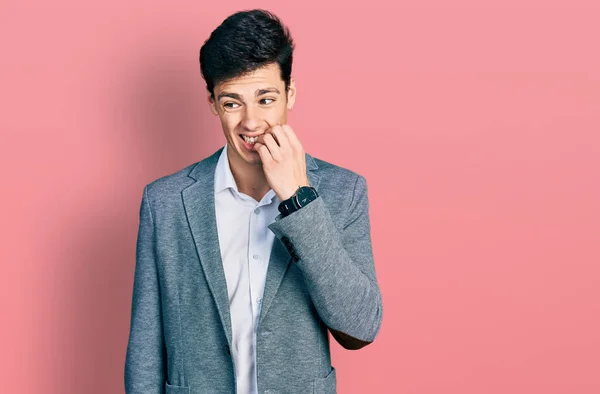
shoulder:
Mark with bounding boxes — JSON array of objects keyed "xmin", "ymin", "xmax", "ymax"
[
  {"xmin": 143, "ymin": 147, "xmax": 222, "ymax": 202},
  {"xmin": 307, "ymin": 154, "xmax": 371, "ymax": 227},
  {"xmin": 309, "ymin": 153, "xmax": 366, "ymax": 188}
]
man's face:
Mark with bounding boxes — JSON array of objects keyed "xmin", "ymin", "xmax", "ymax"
[{"xmin": 208, "ymin": 63, "xmax": 296, "ymax": 167}]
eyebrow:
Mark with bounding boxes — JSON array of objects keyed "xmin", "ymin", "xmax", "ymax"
[{"xmin": 217, "ymin": 87, "xmax": 281, "ymax": 102}]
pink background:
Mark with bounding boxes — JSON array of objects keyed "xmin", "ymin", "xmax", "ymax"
[{"xmin": 1, "ymin": 1, "xmax": 599, "ymax": 393}]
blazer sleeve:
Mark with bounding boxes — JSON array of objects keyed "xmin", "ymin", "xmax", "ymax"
[
  {"xmin": 124, "ymin": 185, "xmax": 167, "ymax": 393},
  {"xmin": 267, "ymin": 174, "xmax": 383, "ymax": 343}
]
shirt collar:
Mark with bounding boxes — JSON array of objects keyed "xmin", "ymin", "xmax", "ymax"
[{"xmin": 214, "ymin": 143, "xmax": 238, "ymax": 195}]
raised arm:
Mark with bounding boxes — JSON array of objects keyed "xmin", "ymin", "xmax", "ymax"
[{"xmin": 268, "ymin": 174, "xmax": 383, "ymax": 349}]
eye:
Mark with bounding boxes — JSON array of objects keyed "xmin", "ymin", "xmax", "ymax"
[
  {"xmin": 223, "ymin": 102, "xmax": 240, "ymax": 109},
  {"xmin": 260, "ymin": 98, "xmax": 275, "ymax": 105}
]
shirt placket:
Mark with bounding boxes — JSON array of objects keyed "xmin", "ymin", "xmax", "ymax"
[{"xmin": 248, "ymin": 203, "xmax": 266, "ymax": 332}]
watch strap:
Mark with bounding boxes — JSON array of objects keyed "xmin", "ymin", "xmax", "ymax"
[{"xmin": 278, "ymin": 186, "xmax": 318, "ymax": 217}]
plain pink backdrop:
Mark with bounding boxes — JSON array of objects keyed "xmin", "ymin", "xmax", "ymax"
[{"xmin": 1, "ymin": 1, "xmax": 599, "ymax": 393}]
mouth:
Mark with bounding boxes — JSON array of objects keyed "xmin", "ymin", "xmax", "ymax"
[{"xmin": 239, "ymin": 134, "xmax": 262, "ymax": 145}]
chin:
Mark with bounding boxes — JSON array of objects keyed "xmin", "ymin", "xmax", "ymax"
[
  {"xmin": 245, "ymin": 156, "xmax": 263, "ymax": 166},
  {"xmin": 230, "ymin": 141, "xmax": 260, "ymax": 163}
]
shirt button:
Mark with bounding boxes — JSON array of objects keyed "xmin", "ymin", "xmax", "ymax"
[
  {"xmin": 254, "ymin": 208, "xmax": 261, "ymax": 214},
  {"xmin": 257, "ymin": 298, "xmax": 262, "ymax": 304},
  {"xmin": 253, "ymin": 254, "xmax": 259, "ymax": 260}
]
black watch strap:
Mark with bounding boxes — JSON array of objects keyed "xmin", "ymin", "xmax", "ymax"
[{"xmin": 278, "ymin": 186, "xmax": 318, "ymax": 217}]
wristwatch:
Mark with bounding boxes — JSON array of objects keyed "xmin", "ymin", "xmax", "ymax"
[{"xmin": 278, "ymin": 186, "xmax": 319, "ymax": 217}]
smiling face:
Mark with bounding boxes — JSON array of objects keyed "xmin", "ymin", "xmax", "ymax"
[{"xmin": 208, "ymin": 63, "xmax": 296, "ymax": 168}]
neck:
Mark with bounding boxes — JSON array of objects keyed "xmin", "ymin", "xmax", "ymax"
[{"xmin": 227, "ymin": 146, "xmax": 271, "ymax": 202}]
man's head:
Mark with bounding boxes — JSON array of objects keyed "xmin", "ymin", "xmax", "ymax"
[{"xmin": 199, "ymin": 9, "xmax": 297, "ymax": 166}]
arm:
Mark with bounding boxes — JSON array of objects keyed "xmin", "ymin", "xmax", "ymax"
[
  {"xmin": 124, "ymin": 185, "xmax": 167, "ymax": 393},
  {"xmin": 268, "ymin": 174, "xmax": 383, "ymax": 349}
]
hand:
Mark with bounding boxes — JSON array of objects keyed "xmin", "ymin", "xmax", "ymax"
[{"xmin": 253, "ymin": 124, "xmax": 310, "ymax": 201}]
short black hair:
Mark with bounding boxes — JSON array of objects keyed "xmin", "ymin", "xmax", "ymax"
[{"xmin": 199, "ymin": 9, "xmax": 295, "ymax": 100}]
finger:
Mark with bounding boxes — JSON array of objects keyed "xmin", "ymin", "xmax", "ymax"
[
  {"xmin": 282, "ymin": 124, "xmax": 303, "ymax": 152},
  {"xmin": 253, "ymin": 142, "xmax": 273, "ymax": 165},
  {"xmin": 266, "ymin": 124, "xmax": 284, "ymax": 146},
  {"xmin": 264, "ymin": 120, "xmax": 277, "ymax": 143},
  {"xmin": 270, "ymin": 124, "xmax": 290, "ymax": 150},
  {"xmin": 260, "ymin": 133, "xmax": 282, "ymax": 161}
]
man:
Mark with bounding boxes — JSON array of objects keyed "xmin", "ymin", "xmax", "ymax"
[{"xmin": 124, "ymin": 9, "xmax": 383, "ymax": 394}]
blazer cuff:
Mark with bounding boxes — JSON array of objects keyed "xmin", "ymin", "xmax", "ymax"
[{"xmin": 267, "ymin": 196, "xmax": 340, "ymax": 264}]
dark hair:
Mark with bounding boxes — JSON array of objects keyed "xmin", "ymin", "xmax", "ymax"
[{"xmin": 199, "ymin": 9, "xmax": 295, "ymax": 99}]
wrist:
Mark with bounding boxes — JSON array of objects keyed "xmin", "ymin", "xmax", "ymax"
[
  {"xmin": 278, "ymin": 186, "xmax": 318, "ymax": 217},
  {"xmin": 279, "ymin": 180, "xmax": 310, "ymax": 201}
]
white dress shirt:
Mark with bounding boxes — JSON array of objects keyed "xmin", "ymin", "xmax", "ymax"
[{"xmin": 214, "ymin": 143, "xmax": 280, "ymax": 394}]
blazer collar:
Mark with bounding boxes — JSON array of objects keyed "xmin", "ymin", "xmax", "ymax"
[{"xmin": 182, "ymin": 146, "xmax": 320, "ymax": 349}]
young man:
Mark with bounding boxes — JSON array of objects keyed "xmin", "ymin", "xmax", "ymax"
[{"xmin": 124, "ymin": 9, "xmax": 383, "ymax": 394}]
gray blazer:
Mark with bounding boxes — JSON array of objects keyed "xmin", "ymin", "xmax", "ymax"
[{"xmin": 124, "ymin": 146, "xmax": 383, "ymax": 394}]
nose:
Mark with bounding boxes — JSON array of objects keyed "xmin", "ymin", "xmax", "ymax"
[{"xmin": 240, "ymin": 104, "xmax": 262, "ymax": 132}]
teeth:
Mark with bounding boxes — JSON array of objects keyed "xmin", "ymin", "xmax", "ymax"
[{"xmin": 243, "ymin": 135, "xmax": 259, "ymax": 144}]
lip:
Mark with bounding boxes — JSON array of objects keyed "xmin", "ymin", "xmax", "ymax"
[{"xmin": 239, "ymin": 134, "xmax": 258, "ymax": 151}]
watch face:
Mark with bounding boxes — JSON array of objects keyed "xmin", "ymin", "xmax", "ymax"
[{"xmin": 295, "ymin": 186, "xmax": 317, "ymax": 207}]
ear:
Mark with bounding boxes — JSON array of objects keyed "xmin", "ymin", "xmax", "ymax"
[
  {"xmin": 286, "ymin": 77, "xmax": 297, "ymax": 110},
  {"xmin": 208, "ymin": 93, "xmax": 218, "ymax": 116}
]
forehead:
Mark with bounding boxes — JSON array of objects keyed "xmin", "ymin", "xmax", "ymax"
[{"xmin": 216, "ymin": 63, "xmax": 284, "ymax": 94}]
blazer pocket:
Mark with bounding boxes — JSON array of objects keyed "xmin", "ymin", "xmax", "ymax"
[
  {"xmin": 165, "ymin": 381, "xmax": 190, "ymax": 394},
  {"xmin": 312, "ymin": 366, "xmax": 337, "ymax": 394}
]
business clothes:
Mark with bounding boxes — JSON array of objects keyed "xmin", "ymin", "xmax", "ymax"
[
  {"xmin": 124, "ymin": 146, "xmax": 383, "ymax": 394},
  {"xmin": 214, "ymin": 144, "xmax": 281, "ymax": 393}
]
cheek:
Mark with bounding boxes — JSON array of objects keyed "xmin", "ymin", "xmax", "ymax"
[
  {"xmin": 267, "ymin": 105, "xmax": 287, "ymax": 124},
  {"xmin": 219, "ymin": 113, "xmax": 239, "ymax": 129}
]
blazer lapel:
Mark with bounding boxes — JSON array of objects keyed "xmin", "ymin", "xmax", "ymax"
[
  {"xmin": 182, "ymin": 147, "xmax": 234, "ymax": 348},
  {"xmin": 259, "ymin": 153, "xmax": 320, "ymax": 325}
]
